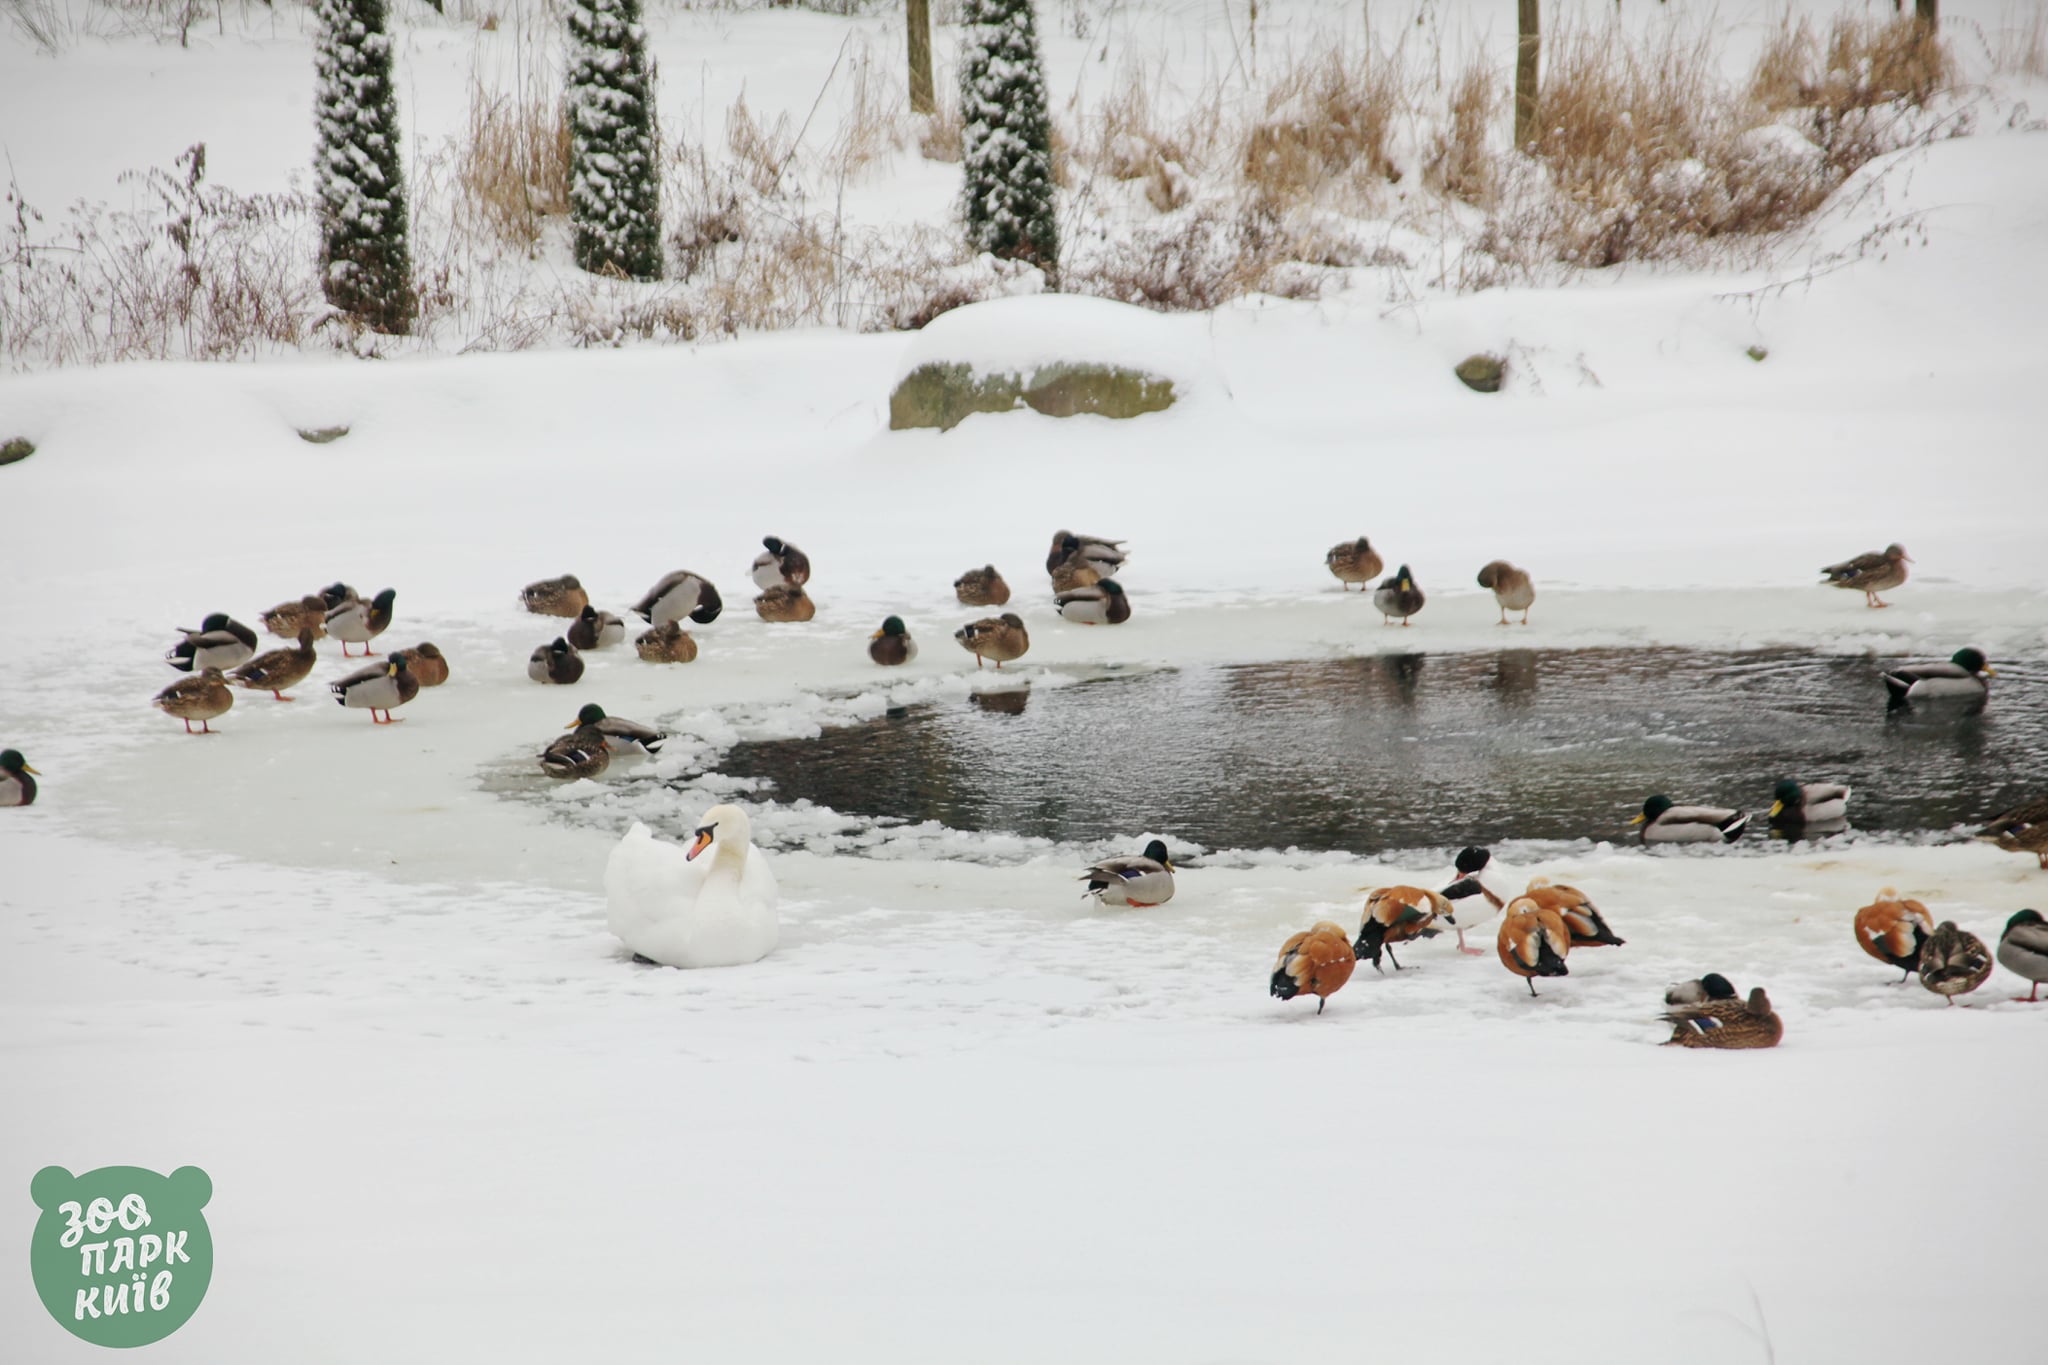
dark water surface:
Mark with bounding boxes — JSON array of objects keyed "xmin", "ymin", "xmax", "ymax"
[{"xmin": 717, "ymin": 649, "xmax": 2046, "ymax": 854}]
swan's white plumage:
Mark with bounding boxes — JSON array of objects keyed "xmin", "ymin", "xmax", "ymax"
[{"xmin": 605, "ymin": 806, "xmax": 779, "ymax": 968}]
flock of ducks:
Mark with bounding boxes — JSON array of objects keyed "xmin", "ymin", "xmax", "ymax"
[{"xmin": 1262, "ymin": 845, "xmax": 2048, "ymax": 1039}]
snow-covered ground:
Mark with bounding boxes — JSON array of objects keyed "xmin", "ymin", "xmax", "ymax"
[{"xmin": 6, "ymin": 1, "xmax": 2048, "ymax": 1360}]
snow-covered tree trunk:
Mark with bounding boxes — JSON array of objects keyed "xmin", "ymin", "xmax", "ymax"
[
  {"xmin": 1514, "ymin": 0, "xmax": 1539, "ymax": 151},
  {"xmin": 958, "ymin": 0, "xmax": 1058, "ymax": 276},
  {"xmin": 313, "ymin": 0, "xmax": 417, "ymax": 335},
  {"xmin": 568, "ymin": 0, "xmax": 663, "ymax": 281}
]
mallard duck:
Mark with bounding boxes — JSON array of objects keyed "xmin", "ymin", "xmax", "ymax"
[
  {"xmin": 0, "ymin": 749, "xmax": 39, "ymax": 807},
  {"xmin": 1049, "ymin": 559, "xmax": 1104, "ymax": 593},
  {"xmin": 1373, "ymin": 565, "xmax": 1424, "ymax": 626},
  {"xmin": 754, "ymin": 585, "xmax": 816, "ymax": 623},
  {"xmin": 605, "ymin": 806, "xmax": 779, "ymax": 968},
  {"xmin": 1325, "ymin": 536, "xmax": 1383, "ymax": 590},
  {"xmin": 166, "ymin": 614, "xmax": 258, "ymax": 672},
  {"xmin": 540, "ymin": 723, "xmax": 611, "ymax": 780},
  {"xmin": 633, "ymin": 571, "xmax": 723, "ymax": 628},
  {"xmin": 1664, "ymin": 987, "xmax": 1782, "ymax": 1049},
  {"xmin": 259, "ymin": 594, "xmax": 329, "ymax": 640},
  {"xmin": 1353, "ymin": 886, "xmax": 1447, "ymax": 972},
  {"xmin": 635, "ymin": 621, "xmax": 698, "ymax": 664},
  {"xmin": 395, "ymin": 642, "xmax": 448, "ymax": 687},
  {"xmin": 751, "ymin": 536, "xmax": 811, "ymax": 591},
  {"xmin": 566, "ymin": 605, "xmax": 627, "ymax": 650},
  {"xmin": 326, "ymin": 588, "xmax": 395, "ymax": 657},
  {"xmin": 228, "ymin": 628, "xmax": 317, "ymax": 701},
  {"xmin": 1769, "ymin": 779, "xmax": 1851, "ymax": 830},
  {"xmin": 1630, "ymin": 795, "xmax": 1750, "ymax": 844},
  {"xmin": 869, "ymin": 616, "xmax": 916, "ymax": 666},
  {"xmin": 521, "ymin": 574, "xmax": 588, "ymax": 618},
  {"xmin": 331, "ymin": 653, "xmax": 418, "ymax": 724},
  {"xmin": 153, "ymin": 668, "xmax": 233, "ymax": 734},
  {"xmin": 955, "ymin": 613, "xmax": 1029, "ymax": 668},
  {"xmin": 528, "ymin": 638, "xmax": 584, "ymax": 685},
  {"xmin": 1996, "ymin": 910, "xmax": 2048, "ymax": 1002},
  {"xmin": 1270, "ymin": 922, "xmax": 1357, "ymax": 1014},
  {"xmin": 1854, "ymin": 888, "xmax": 1935, "ymax": 982},
  {"xmin": 954, "ymin": 565, "xmax": 1011, "ymax": 607},
  {"xmin": 1665, "ymin": 972, "xmax": 1737, "ymax": 1007},
  {"xmin": 1080, "ymin": 839, "xmax": 1175, "ymax": 907},
  {"xmin": 1918, "ymin": 921, "xmax": 1992, "ymax": 1005},
  {"xmin": 1476, "ymin": 560, "xmax": 1535, "ymax": 625},
  {"xmin": 1979, "ymin": 797, "xmax": 2048, "ymax": 869},
  {"xmin": 1497, "ymin": 896, "xmax": 1570, "ymax": 996},
  {"xmin": 1521, "ymin": 877, "xmax": 1625, "ymax": 947},
  {"xmin": 1881, "ymin": 648, "xmax": 1994, "ymax": 706},
  {"xmin": 1055, "ymin": 579, "xmax": 1131, "ymax": 625},
  {"xmin": 1437, "ymin": 846, "xmax": 1505, "ymax": 955},
  {"xmin": 1046, "ymin": 530, "xmax": 1126, "ymax": 578},
  {"xmin": 319, "ymin": 581, "xmax": 359, "ymax": 610},
  {"xmin": 569, "ymin": 703, "xmax": 664, "ymax": 756},
  {"xmin": 1821, "ymin": 543, "xmax": 1910, "ymax": 608}
]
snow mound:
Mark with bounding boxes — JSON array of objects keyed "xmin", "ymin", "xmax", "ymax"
[{"xmin": 893, "ymin": 293, "xmax": 1228, "ymax": 400}]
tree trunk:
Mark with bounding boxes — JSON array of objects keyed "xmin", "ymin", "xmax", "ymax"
[
  {"xmin": 1515, "ymin": 0, "xmax": 1540, "ymax": 151},
  {"xmin": 1914, "ymin": 0, "xmax": 1937, "ymax": 28},
  {"xmin": 907, "ymin": 0, "xmax": 936, "ymax": 115}
]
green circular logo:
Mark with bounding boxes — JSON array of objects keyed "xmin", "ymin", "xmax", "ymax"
[{"xmin": 28, "ymin": 1165, "xmax": 214, "ymax": 1348}]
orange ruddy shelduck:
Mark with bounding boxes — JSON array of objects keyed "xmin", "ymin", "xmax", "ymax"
[
  {"xmin": 1352, "ymin": 886, "xmax": 1448, "ymax": 973},
  {"xmin": 1498, "ymin": 896, "xmax": 1571, "ymax": 997},
  {"xmin": 1853, "ymin": 888, "xmax": 1935, "ymax": 983},
  {"xmin": 1520, "ymin": 877, "xmax": 1626, "ymax": 949},
  {"xmin": 1271, "ymin": 923, "xmax": 1357, "ymax": 1015}
]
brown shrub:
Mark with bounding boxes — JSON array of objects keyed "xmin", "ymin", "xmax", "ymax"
[{"xmin": 1242, "ymin": 52, "xmax": 1402, "ymax": 209}]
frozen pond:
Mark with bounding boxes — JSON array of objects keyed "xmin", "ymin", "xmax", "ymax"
[{"xmin": 715, "ymin": 648, "xmax": 2046, "ymax": 854}]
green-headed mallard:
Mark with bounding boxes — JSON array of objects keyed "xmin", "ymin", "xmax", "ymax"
[
  {"xmin": 326, "ymin": 588, "xmax": 395, "ymax": 657},
  {"xmin": 1769, "ymin": 779, "xmax": 1851, "ymax": 830},
  {"xmin": 1854, "ymin": 888, "xmax": 1934, "ymax": 982},
  {"xmin": 1664, "ymin": 986, "xmax": 1781, "ymax": 1048},
  {"xmin": 319, "ymin": 582, "xmax": 359, "ymax": 610},
  {"xmin": 1373, "ymin": 565, "xmax": 1424, "ymax": 626},
  {"xmin": 1664, "ymin": 972, "xmax": 1737, "ymax": 1007},
  {"xmin": 1881, "ymin": 647, "xmax": 1994, "ymax": 706},
  {"xmin": 1980, "ymin": 796, "xmax": 2048, "ymax": 870},
  {"xmin": 1055, "ymin": 579, "xmax": 1130, "ymax": 626},
  {"xmin": 522, "ymin": 574, "xmax": 588, "ymax": 618},
  {"xmin": 528, "ymin": 637, "xmax": 584, "ymax": 685},
  {"xmin": 1270, "ymin": 922, "xmax": 1356, "ymax": 1014},
  {"xmin": 1997, "ymin": 910, "xmax": 2048, "ymax": 1002},
  {"xmin": 1047, "ymin": 530, "xmax": 1126, "ymax": 579},
  {"xmin": 635, "ymin": 621, "xmax": 698, "ymax": 664},
  {"xmin": 1354, "ymin": 885, "xmax": 1447, "ymax": 972},
  {"xmin": 754, "ymin": 584, "xmax": 816, "ymax": 623},
  {"xmin": 633, "ymin": 571, "xmax": 722, "ymax": 627},
  {"xmin": 1081, "ymin": 839, "xmax": 1174, "ymax": 907},
  {"xmin": 540, "ymin": 724, "xmax": 610, "ymax": 780},
  {"xmin": 570, "ymin": 703, "xmax": 664, "ymax": 756},
  {"xmin": 1476, "ymin": 560, "xmax": 1535, "ymax": 625},
  {"xmin": 0, "ymin": 749, "xmax": 39, "ymax": 807},
  {"xmin": 166, "ymin": 614, "xmax": 257, "ymax": 672},
  {"xmin": 954, "ymin": 613, "xmax": 1029, "ymax": 668},
  {"xmin": 1521, "ymin": 877, "xmax": 1625, "ymax": 947},
  {"xmin": 259, "ymin": 594, "xmax": 329, "ymax": 640},
  {"xmin": 566, "ymin": 604, "xmax": 627, "ymax": 650},
  {"xmin": 1918, "ymin": 921, "xmax": 1992, "ymax": 1005},
  {"xmin": 1325, "ymin": 536, "xmax": 1383, "ymax": 590},
  {"xmin": 228, "ymin": 627, "xmax": 317, "ymax": 701},
  {"xmin": 751, "ymin": 536, "xmax": 811, "ymax": 591},
  {"xmin": 154, "ymin": 668, "xmax": 233, "ymax": 734},
  {"xmin": 1498, "ymin": 896, "xmax": 1570, "ymax": 997},
  {"xmin": 954, "ymin": 565, "xmax": 1011, "ymax": 607},
  {"xmin": 1821, "ymin": 543, "xmax": 1909, "ymax": 608},
  {"xmin": 1630, "ymin": 795, "xmax": 1750, "ymax": 844},
  {"xmin": 869, "ymin": 616, "xmax": 916, "ymax": 666},
  {"xmin": 395, "ymin": 642, "xmax": 448, "ymax": 687},
  {"xmin": 331, "ymin": 652, "xmax": 418, "ymax": 724}
]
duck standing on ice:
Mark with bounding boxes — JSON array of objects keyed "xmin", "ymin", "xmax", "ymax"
[{"xmin": 606, "ymin": 804, "xmax": 779, "ymax": 968}]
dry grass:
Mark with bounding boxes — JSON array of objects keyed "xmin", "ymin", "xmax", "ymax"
[
  {"xmin": 1241, "ymin": 51, "xmax": 1402, "ymax": 209},
  {"xmin": 1427, "ymin": 61, "xmax": 1496, "ymax": 207},
  {"xmin": 455, "ymin": 81, "xmax": 570, "ymax": 255},
  {"xmin": 1989, "ymin": 6, "xmax": 2048, "ymax": 78}
]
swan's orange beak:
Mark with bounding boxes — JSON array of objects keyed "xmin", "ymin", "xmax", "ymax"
[{"xmin": 686, "ymin": 828, "xmax": 714, "ymax": 861}]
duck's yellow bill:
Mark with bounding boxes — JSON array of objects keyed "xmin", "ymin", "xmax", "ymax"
[
  {"xmin": 1626, "ymin": 814, "xmax": 1646, "ymax": 826},
  {"xmin": 22, "ymin": 764, "xmax": 38, "ymax": 775},
  {"xmin": 563, "ymin": 718, "xmax": 581, "ymax": 729},
  {"xmin": 1984, "ymin": 666, "xmax": 1998, "ymax": 676},
  {"xmin": 1768, "ymin": 801, "xmax": 1784, "ymax": 818}
]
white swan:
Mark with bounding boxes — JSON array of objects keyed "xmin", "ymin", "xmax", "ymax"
[{"xmin": 604, "ymin": 804, "xmax": 779, "ymax": 968}]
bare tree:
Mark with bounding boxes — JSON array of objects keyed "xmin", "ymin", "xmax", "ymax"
[
  {"xmin": 908, "ymin": 0, "xmax": 936, "ymax": 114},
  {"xmin": 1515, "ymin": 0, "xmax": 1540, "ymax": 150}
]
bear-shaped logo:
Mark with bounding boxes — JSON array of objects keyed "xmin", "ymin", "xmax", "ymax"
[{"xmin": 28, "ymin": 1165, "xmax": 214, "ymax": 1347}]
